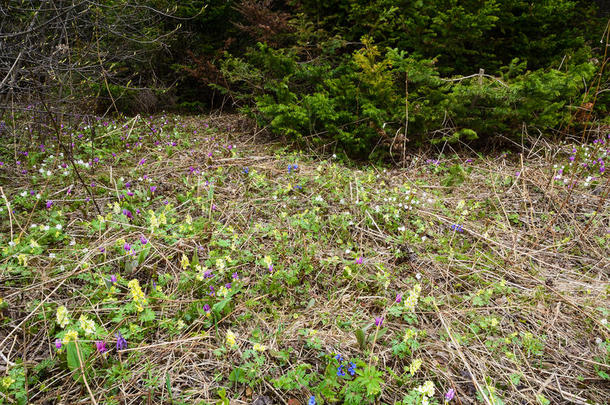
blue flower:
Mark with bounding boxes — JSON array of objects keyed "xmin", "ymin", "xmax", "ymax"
[
  {"xmin": 450, "ymin": 224, "xmax": 463, "ymax": 233},
  {"xmin": 348, "ymin": 362, "xmax": 356, "ymax": 376},
  {"xmin": 243, "ymin": 167, "xmax": 249, "ymax": 174},
  {"xmin": 334, "ymin": 354, "xmax": 343, "ymax": 362},
  {"xmin": 337, "ymin": 364, "xmax": 346, "ymax": 377},
  {"xmin": 308, "ymin": 396, "xmax": 316, "ymax": 405}
]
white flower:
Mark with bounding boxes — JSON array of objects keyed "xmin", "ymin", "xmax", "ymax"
[
  {"xmin": 49, "ymin": 253, "xmax": 56, "ymax": 258},
  {"xmin": 55, "ymin": 224, "xmax": 62, "ymax": 230},
  {"xmin": 69, "ymin": 239, "xmax": 76, "ymax": 246},
  {"xmin": 417, "ymin": 381, "xmax": 435, "ymax": 397},
  {"xmin": 43, "ymin": 225, "xmax": 50, "ymax": 231},
  {"xmin": 79, "ymin": 315, "xmax": 95, "ymax": 336},
  {"xmin": 415, "ymin": 272, "xmax": 422, "ymax": 280},
  {"xmin": 20, "ymin": 191, "xmax": 27, "ymax": 197},
  {"xmin": 56, "ymin": 305, "xmax": 69, "ymax": 328}
]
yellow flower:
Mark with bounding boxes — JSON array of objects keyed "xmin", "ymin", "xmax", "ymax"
[
  {"xmin": 63, "ymin": 329, "xmax": 78, "ymax": 343},
  {"xmin": 79, "ymin": 315, "xmax": 96, "ymax": 336},
  {"xmin": 216, "ymin": 258, "xmax": 226, "ymax": 270},
  {"xmin": 404, "ymin": 328, "xmax": 417, "ymax": 342},
  {"xmin": 263, "ymin": 256, "xmax": 272, "ymax": 267},
  {"xmin": 56, "ymin": 305, "xmax": 69, "ymax": 328},
  {"xmin": 128, "ymin": 279, "xmax": 147, "ymax": 312},
  {"xmin": 409, "ymin": 358, "xmax": 422, "ymax": 376},
  {"xmin": 181, "ymin": 254, "xmax": 190, "ymax": 270},
  {"xmin": 17, "ymin": 253, "xmax": 27, "ymax": 266},
  {"xmin": 253, "ymin": 343, "xmax": 267, "ymax": 352},
  {"xmin": 226, "ymin": 330, "xmax": 237, "ymax": 348},
  {"xmin": 185, "ymin": 214, "xmax": 192, "ymax": 225},
  {"xmin": 1, "ymin": 376, "xmax": 15, "ymax": 389},
  {"xmin": 195, "ymin": 265, "xmax": 208, "ymax": 281},
  {"xmin": 149, "ymin": 210, "xmax": 159, "ymax": 229},
  {"xmin": 217, "ymin": 286, "xmax": 229, "ymax": 298},
  {"xmin": 404, "ymin": 284, "xmax": 421, "ymax": 312}
]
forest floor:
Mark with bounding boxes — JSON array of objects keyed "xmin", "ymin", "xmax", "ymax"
[{"xmin": 0, "ymin": 113, "xmax": 608, "ymax": 405}]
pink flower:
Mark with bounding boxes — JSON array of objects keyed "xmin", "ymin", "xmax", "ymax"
[
  {"xmin": 95, "ymin": 341, "xmax": 107, "ymax": 354},
  {"xmin": 445, "ymin": 388, "xmax": 455, "ymax": 401}
]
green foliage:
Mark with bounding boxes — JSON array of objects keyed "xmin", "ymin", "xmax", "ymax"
[{"xmin": 221, "ymin": 36, "xmax": 597, "ymax": 156}]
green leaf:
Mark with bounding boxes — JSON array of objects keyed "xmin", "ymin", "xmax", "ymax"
[
  {"xmin": 355, "ymin": 328, "xmax": 367, "ymax": 350},
  {"xmin": 166, "ymin": 372, "xmax": 173, "ymax": 401}
]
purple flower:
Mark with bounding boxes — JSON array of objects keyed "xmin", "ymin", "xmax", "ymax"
[
  {"xmin": 138, "ymin": 158, "xmax": 146, "ymax": 166},
  {"xmin": 268, "ymin": 264, "xmax": 273, "ymax": 273},
  {"xmin": 110, "ymin": 275, "xmax": 117, "ymax": 284},
  {"xmin": 116, "ymin": 332, "xmax": 127, "ymax": 350},
  {"xmin": 125, "ymin": 181, "xmax": 131, "ymax": 188},
  {"xmin": 225, "ymin": 283, "xmax": 232, "ymax": 289},
  {"xmin": 55, "ymin": 339, "xmax": 62, "ymax": 349},
  {"xmin": 140, "ymin": 235, "xmax": 148, "ymax": 245},
  {"xmin": 232, "ymin": 272, "xmax": 239, "ymax": 279},
  {"xmin": 396, "ymin": 293, "xmax": 402, "ymax": 303},
  {"xmin": 124, "ymin": 242, "xmax": 131, "ymax": 252},
  {"xmin": 209, "ymin": 286, "xmax": 215, "ymax": 296},
  {"xmin": 445, "ymin": 388, "xmax": 455, "ymax": 401},
  {"xmin": 150, "ymin": 186, "xmax": 157, "ymax": 193},
  {"xmin": 122, "ymin": 209, "xmax": 133, "ymax": 219},
  {"xmin": 203, "ymin": 270, "xmax": 213, "ymax": 278},
  {"xmin": 46, "ymin": 200, "xmax": 53, "ymax": 209},
  {"xmin": 374, "ymin": 317, "xmax": 383, "ymax": 327},
  {"xmin": 355, "ymin": 257, "xmax": 363, "ymax": 264},
  {"xmin": 203, "ymin": 304, "xmax": 211, "ymax": 313},
  {"xmin": 95, "ymin": 341, "xmax": 107, "ymax": 354},
  {"xmin": 99, "ymin": 247, "xmax": 106, "ymax": 253}
]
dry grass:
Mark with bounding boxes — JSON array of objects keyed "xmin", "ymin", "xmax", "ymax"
[{"xmin": 0, "ymin": 113, "xmax": 608, "ymax": 404}]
